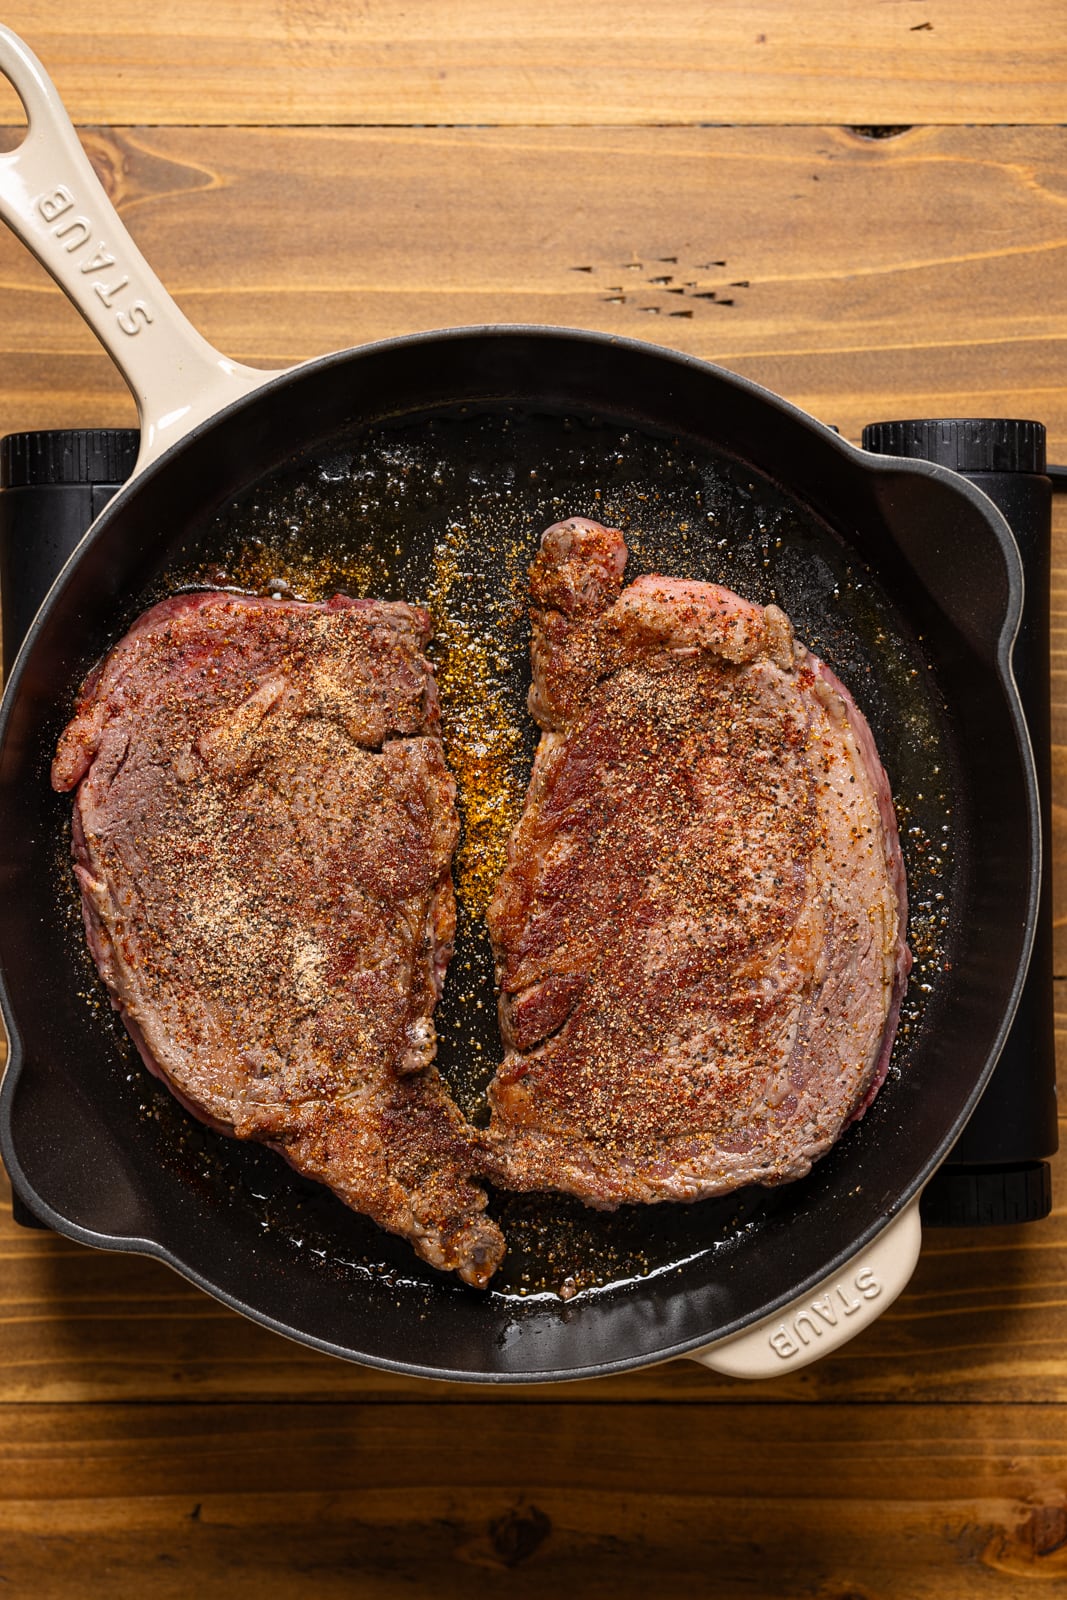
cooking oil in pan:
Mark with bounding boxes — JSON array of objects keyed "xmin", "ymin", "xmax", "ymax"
[{"xmin": 63, "ymin": 407, "xmax": 954, "ymax": 1303}]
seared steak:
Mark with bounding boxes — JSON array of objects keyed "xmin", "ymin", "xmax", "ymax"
[
  {"xmin": 486, "ymin": 519, "xmax": 910, "ymax": 1207},
  {"xmin": 53, "ymin": 592, "xmax": 505, "ymax": 1287}
]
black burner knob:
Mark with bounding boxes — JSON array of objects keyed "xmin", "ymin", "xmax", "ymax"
[
  {"xmin": 0, "ymin": 427, "xmax": 139, "ymax": 489},
  {"xmin": 862, "ymin": 417, "xmax": 1045, "ymax": 475}
]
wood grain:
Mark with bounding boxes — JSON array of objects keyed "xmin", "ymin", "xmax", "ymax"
[
  {"xmin": 0, "ymin": 2, "xmax": 1064, "ymax": 126},
  {"xmin": 0, "ymin": 1403, "xmax": 1062, "ymax": 1596},
  {"xmin": 0, "ymin": 124, "xmax": 1062, "ymax": 446}
]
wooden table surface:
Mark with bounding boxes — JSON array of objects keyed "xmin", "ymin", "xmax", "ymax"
[{"xmin": 0, "ymin": 5, "xmax": 1065, "ymax": 1595}]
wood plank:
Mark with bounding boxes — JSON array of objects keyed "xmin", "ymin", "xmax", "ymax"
[
  {"xmin": 0, "ymin": 124, "xmax": 1062, "ymax": 446},
  {"xmin": 0, "ymin": 1402, "xmax": 1061, "ymax": 1596},
  {"xmin": 0, "ymin": 2, "xmax": 1064, "ymax": 126}
]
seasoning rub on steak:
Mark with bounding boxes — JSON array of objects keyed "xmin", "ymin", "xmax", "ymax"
[
  {"xmin": 53, "ymin": 592, "xmax": 505, "ymax": 1287},
  {"xmin": 486, "ymin": 519, "xmax": 910, "ymax": 1208}
]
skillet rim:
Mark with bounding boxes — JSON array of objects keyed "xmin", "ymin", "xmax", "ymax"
[{"xmin": 0, "ymin": 323, "xmax": 1040, "ymax": 1381}]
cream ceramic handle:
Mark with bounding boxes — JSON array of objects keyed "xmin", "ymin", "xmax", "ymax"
[
  {"xmin": 0, "ymin": 26, "xmax": 280, "ymax": 474},
  {"xmin": 693, "ymin": 1194, "xmax": 923, "ymax": 1379}
]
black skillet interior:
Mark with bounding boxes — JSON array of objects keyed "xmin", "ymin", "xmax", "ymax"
[{"xmin": 0, "ymin": 330, "xmax": 1035, "ymax": 1380}]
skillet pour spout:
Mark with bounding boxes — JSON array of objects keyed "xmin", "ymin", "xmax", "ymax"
[{"xmin": 0, "ymin": 24, "xmax": 1040, "ymax": 1381}]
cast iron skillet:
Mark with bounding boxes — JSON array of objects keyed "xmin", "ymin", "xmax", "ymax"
[{"xmin": 0, "ymin": 29, "xmax": 1039, "ymax": 1381}]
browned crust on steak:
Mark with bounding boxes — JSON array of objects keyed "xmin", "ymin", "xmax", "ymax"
[
  {"xmin": 485, "ymin": 519, "xmax": 910, "ymax": 1208},
  {"xmin": 53, "ymin": 591, "xmax": 505, "ymax": 1287}
]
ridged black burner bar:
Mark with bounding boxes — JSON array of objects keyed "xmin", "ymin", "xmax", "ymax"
[
  {"xmin": 0, "ymin": 428, "xmax": 139, "ymax": 679},
  {"xmin": 863, "ymin": 417, "xmax": 1058, "ymax": 1226}
]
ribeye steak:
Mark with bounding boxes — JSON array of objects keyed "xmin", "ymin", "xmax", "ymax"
[
  {"xmin": 53, "ymin": 592, "xmax": 505, "ymax": 1286},
  {"xmin": 486, "ymin": 519, "xmax": 910, "ymax": 1207}
]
